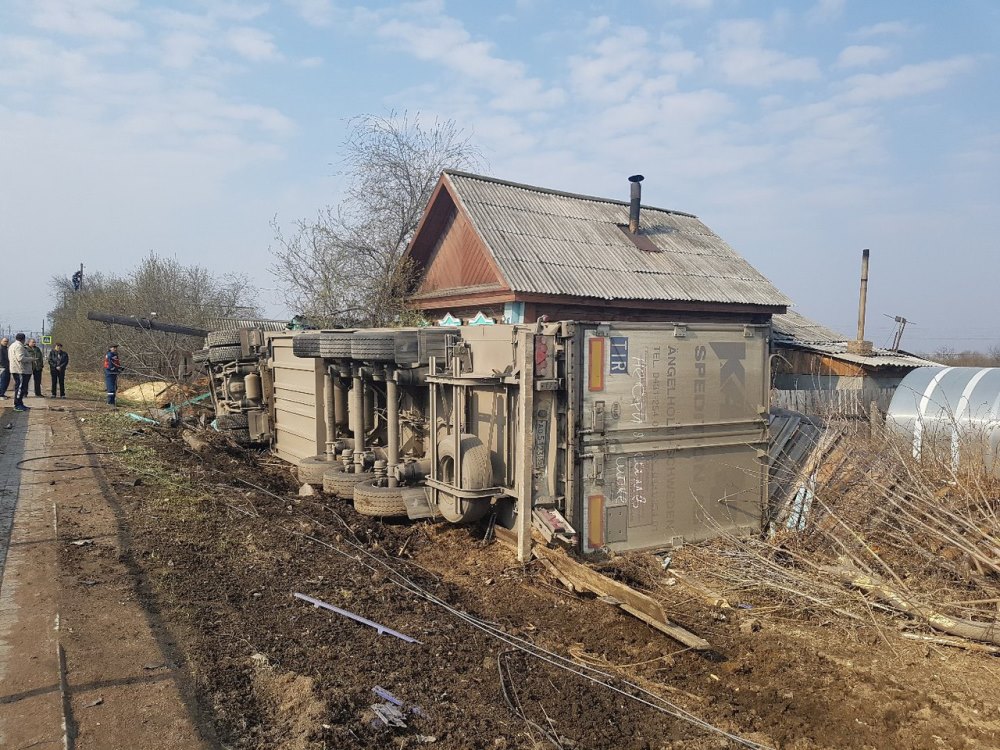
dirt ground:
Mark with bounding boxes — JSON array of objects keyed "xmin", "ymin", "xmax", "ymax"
[{"xmin": 55, "ymin": 406, "xmax": 1000, "ymax": 750}]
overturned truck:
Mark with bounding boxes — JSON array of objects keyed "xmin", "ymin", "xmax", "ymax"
[{"xmin": 199, "ymin": 321, "xmax": 770, "ymax": 555}]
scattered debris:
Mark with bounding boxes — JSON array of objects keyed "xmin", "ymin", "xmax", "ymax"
[
  {"xmin": 293, "ymin": 593, "xmax": 421, "ymax": 643},
  {"xmin": 532, "ymin": 543, "xmax": 709, "ymax": 651},
  {"xmin": 125, "ymin": 412, "xmax": 160, "ymax": 425},
  {"xmin": 84, "ymin": 697, "xmax": 104, "ymax": 708},
  {"xmin": 298, "ymin": 483, "xmax": 316, "ymax": 497},
  {"xmin": 70, "ymin": 539, "xmax": 94, "ymax": 547}
]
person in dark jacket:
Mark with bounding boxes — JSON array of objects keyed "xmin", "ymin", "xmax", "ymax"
[
  {"xmin": 27, "ymin": 339, "xmax": 44, "ymax": 397},
  {"xmin": 104, "ymin": 344, "xmax": 122, "ymax": 405},
  {"xmin": 49, "ymin": 343, "xmax": 69, "ymax": 399},
  {"xmin": 0, "ymin": 337, "xmax": 9, "ymax": 399}
]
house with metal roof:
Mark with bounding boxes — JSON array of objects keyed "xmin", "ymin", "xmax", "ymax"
[
  {"xmin": 771, "ymin": 309, "xmax": 939, "ymax": 416},
  {"xmin": 405, "ymin": 171, "xmax": 790, "ymax": 325}
]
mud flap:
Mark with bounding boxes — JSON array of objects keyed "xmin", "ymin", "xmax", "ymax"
[{"xmin": 403, "ymin": 487, "xmax": 437, "ymax": 520}]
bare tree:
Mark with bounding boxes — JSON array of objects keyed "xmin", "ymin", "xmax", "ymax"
[
  {"xmin": 49, "ymin": 253, "xmax": 259, "ymax": 375},
  {"xmin": 270, "ymin": 112, "xmax": 483, "ymax": 327}
]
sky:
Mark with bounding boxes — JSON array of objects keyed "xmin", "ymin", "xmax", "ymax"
[{"xmin": 0, "ymin": 0, "xmax": 997, "ymax": 353}]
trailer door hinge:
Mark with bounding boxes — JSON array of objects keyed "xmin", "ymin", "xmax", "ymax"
[
  {"xmin": 592, "ymin": 400, "xmax": 606, "ymax": 433},
  {"xmin": 593, "ymin": 452, "xmax": 605, "ymax": 484},
  {"xmin": 673, "ymin": 325, "xmax": 687, "ymax": 338}
]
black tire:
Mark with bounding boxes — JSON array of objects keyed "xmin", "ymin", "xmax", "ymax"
[
  {"xmin": 217, "ymin": 413, "xmax": 248, "ymax": 429},
  {"xmin": 297, "ymin": 455, "xmax": 339, "ymax": 485},
  {"xmin": 209, "ymin": 345, "xmax": 244, "ymax": 363},
  {"xmin": 319, "ymin": 332, "xmax": 354, "ymax": 359},
  {"xmin": 325, "ymin": 469, "xmax": 375, "ymax": 499},
  {"xmin": 437, "ymin": 434, "xmax": 493, "ymax": 523},
  {"xmin": 293, "ymin": 332, "xmax": 322, "ymax": 358},
  {"xmin": 353, "ymin": 480, "xmax": 408, "ymax": 517},
  {"xmin": 207, "ymin": 329, "xmax": 242, "ymax": 347},
  {"xmin": 192, "ymin": 348, "xmax": 211, "ymax": 364},
  {"xmin": 351, "ymin": 333, "xmax": 396, "ymax": 362},
  {"xmin": 322, "ymin": 465, "xmax": 346, "ymax": 494}
]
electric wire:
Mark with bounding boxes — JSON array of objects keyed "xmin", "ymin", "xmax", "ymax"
[{"xmin": 227, "ymin": 478, "xmax": 773, "ymax": 749}]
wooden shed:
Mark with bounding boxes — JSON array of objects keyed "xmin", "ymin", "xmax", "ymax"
[{"xmin": 405, "ymin": 171, "xmax": 790, "ymax": 325}]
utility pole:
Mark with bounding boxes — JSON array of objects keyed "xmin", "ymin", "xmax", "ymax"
[{"xmin": 79, "ymin": 263, "xmax": 84, "ymax": 291}]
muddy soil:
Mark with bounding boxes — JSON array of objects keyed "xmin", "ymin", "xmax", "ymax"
[{"xmin": 71, "ymin": 423, "xmax": 1000, "ymax": 750}]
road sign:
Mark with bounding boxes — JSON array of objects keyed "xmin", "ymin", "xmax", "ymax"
[{"xmin": 41, "ymin": 335, "xmax": 52, "ymax": 345}]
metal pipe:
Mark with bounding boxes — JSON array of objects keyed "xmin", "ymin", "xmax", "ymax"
[
  {"xmin": 386, "ymin": 370, "xmax": 399, "ymax": 488},
  {"xmin": 364, "ymin": 382, "xmax": 375, "ymax": 440},
  {"xmin": 351, "ymin": 370, "xmax": 365, "ymax": 469},
  {"xmin": 324, "ymin": 367, "xmax": 336, "ymax": 458},
  {"xmin": 333, "ymin": 376, "xmax": 348, "ymax": 431},
  {"xmin": 857, "ymin": 248, "xmax": 870, "ymax": 342},
  {"xmin": 627, "ymin": 174, "xmax": 644, "ymax": 234},
  {"xmin": 86, "ymin": 311, "xmax": 209, "ymax": 338}
]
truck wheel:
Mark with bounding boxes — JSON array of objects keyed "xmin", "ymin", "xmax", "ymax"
[
  {"xmin": 209, "ymin": 345, "xmax": 244, "ymax": 363},
  {"xmin": 319, "ymin": 332, "xmax": 354, "ymax": 359},
  {"xmin": 297, "ymin": 455, "xmax": 339, "ymax": 485},
  {"xmin": 292, "ymin": 332, "xmax": 322, "ymax": 358},
  {"xmin": 350, "ymin": 333, "xmax": 396, "ymax": 362},
  {"xmin": 436, "ymin": 434, "xmax": 492, "ymax": 523},
  {"xmin": 207, "ymin": 329, "xmax": 242, "ymax": 347},
  {"xmin": 325, "ymin": 469, "xmax": 375, "ymax": 498},
  {"xmin": 353, "ymin": 480, "xmax": 408, "ymax": 517}
]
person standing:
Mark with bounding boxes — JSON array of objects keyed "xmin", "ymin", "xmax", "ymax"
[
  {"xmin": 9, "ymin": 333, "xmax": 32, "ymax": 412},
  {"xmin": 104, "ymin": 344, "xmax": 122, "ymax": 406},
  {"xmin": 0, "ymin": 336, "xmax": 9, "ymax": 399},
  {"xmin": 27, "ymin": 338, "xmax": 44, "ymax": 397},
  {"xmin": 49, "ymin": 342, "xmax": 69, "ymax": 399}
]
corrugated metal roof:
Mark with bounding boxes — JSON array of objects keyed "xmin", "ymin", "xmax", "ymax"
[
  {"xmin": 772, "ymin": 310, "xmax": 845, "ymax": 344},
  {"xmin": 785, "ymin": 342, "xmax": 940, "ymax": 369},
  {"xmin": 444, "ymin": 171, "xmax": 791, "ymax": 308},
  {"xmin": 772, "ymin": 310, "xmax": 938, "ymax": 369}
]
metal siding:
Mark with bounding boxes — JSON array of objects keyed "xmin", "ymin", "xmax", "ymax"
[
  {"xmin": 446, "ymin": 172, "xmax": 791, "ymax": 308},
  {"xmin": 268, "ymin": 334, "xmax": 325, "ymax": 464}
]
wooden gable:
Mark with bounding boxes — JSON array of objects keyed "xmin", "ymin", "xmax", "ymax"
[{"xmin": 407, "ymin": 176, "xmax": 509, "ymax": 304}]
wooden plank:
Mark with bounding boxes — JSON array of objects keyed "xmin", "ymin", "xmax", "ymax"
[
  {"xmin": 495, "ymin": 528, "xmax": 708, "ymax": 649},
  {"xmin": 534, "ymin": 546, "xmax": 709, "ymax": 650}
]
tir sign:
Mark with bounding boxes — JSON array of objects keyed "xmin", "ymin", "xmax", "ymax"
[{"xmin": 609, "ymin": 336, "xmax": 628, "ymax": 374}]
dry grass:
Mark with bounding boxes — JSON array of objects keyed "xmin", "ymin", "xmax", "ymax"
[{"xmin": 684, "ymin": 420, "xmax": 1000, "ymax": 641}]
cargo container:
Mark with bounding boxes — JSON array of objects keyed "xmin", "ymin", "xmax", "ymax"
[{"xmin": 200, "ymin": 321, "xmax": 770, "ymax": 554}]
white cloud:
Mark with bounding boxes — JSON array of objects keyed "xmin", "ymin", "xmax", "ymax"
[
  {"xmin": 284, "ymin": 0, "xmax": 336, "ymax": 27},
  {"xmin": 841, "ymin": 56, "xmax": 976, "ymax": 103},
  {"xmin": 299, "ymin": 56, "xmax": 324, "ymax": 68},
  {"xmin": 30, "ymin": 0, "xmax": 143, "ymax": 40},
  {"xmin": 568, "ymin": 26, "xmax": 653, "ymax": 104},
  {"xmin": 375, "ymin": 11, "xmax": 565, "ymax": 111},
  {"xmin": 160, "ymin": 32, "xmax": 211, "ymax": 69},
  {"xmin": 806, "ymin": 0, "xmax": 845, "ymax": 25},
  {"xmin": 854, "ymin": 21, "xmax": 915, "ymax": 38},
  {"xmin": 835, "ymin": 44, "xmax": 890, "ymax": 69},
  {"xmin": 655, "ymin": 0, "xmax": 714, "ymax": 9},
  {"xmin": 225, "ymin": 26, "xmax": 282, "ymax": 62},
  {"xmin": 712, "ymin": 19, "xmax": 820, "ymax": 86}
]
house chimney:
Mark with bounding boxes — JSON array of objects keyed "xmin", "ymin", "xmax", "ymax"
[
  {"xmin": 628, "ymin": 174, "xmax": 644, "ymax": 233},
  {"xmin": 846, "ymin": 248, "xmax": 874, "ymax": 356}
]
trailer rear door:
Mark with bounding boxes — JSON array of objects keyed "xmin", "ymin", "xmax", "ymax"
[{"xmin": 578, "ymin": 323, "xmax": 769, "ymax": 552}]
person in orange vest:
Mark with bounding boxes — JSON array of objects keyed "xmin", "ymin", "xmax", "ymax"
[{"xmin": 104, "ymin": 344, "xmax": 122, "ymax": 405}]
